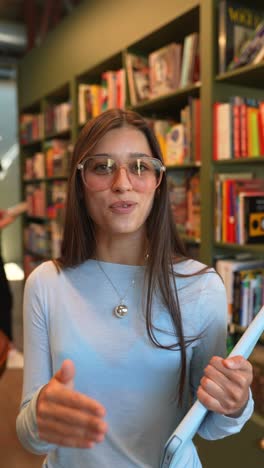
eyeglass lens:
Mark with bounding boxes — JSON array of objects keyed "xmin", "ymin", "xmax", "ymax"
[{"xmin": 81, "ymin": 155, "xmax": 163, "ymax": 191}]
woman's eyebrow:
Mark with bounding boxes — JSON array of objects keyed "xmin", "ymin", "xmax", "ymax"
[
  {"xmin": 91, "ymin": 152, "xmax": 152, "ymax": 158},
  {"xmin": 129, "ymin": 152, "xmax": 152, "ymax": 158}
]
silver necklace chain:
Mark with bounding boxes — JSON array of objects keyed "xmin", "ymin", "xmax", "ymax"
[{"xmin": 96, "ymin": 260, "xmax": 136, "ymax": 318}]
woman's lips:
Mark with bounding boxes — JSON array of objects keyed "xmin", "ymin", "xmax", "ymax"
[{"xmin": 109, "ymin": 201, "xmax": 136, "ymax": 214}]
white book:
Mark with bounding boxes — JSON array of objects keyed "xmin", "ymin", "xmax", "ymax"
[
  {"xmin": 252, "ymin": 43, "xmax": 264, "ymax": 64},
  {"xmin": 218, "ymin": 103, "xmax": 232, "ymax": 160}
]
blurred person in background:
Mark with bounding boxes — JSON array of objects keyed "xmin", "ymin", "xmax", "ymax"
[{"xmin": 0, "ymin": 209, "xmax": 16, "ymax": 341}]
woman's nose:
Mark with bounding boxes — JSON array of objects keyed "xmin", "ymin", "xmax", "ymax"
[{"xmin": 111, "ymin": 166, "xmax": 133, "ymax": 191}]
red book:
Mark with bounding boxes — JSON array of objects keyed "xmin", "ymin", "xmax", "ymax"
[
  {"xmin": 258, "ymin": 102, "xmax": 264, "ymax": 156},
  {"xmin": 233, "ymin": 104, "xmax": 241, "ymax": 158},
  {"xmin": 213, "ymin": 102, "xmax": 220, "ymax": 161},
  {"xmin": 195, "ymin": 99, "xmax": 201, "ymax": 162},
  {"xmin": 240, "ymin": 102, "xmax": 248, "ymax": 158}
]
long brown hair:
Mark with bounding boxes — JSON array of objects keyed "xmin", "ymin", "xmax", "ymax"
[{"xmin": 58, "ymin": 109, "xmax": 205, "ymax": 404}]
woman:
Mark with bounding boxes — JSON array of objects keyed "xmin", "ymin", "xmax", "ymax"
[
  {"xmin": 16, "ymin": 109, "xmax": 253, "ymax": 468},
  {"xmin": 0, "ymin": 210, "xmax": 15, "ymax": 341}
]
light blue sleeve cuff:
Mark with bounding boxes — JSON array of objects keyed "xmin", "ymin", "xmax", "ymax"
[
  {"xmin": 198, "ymin": 389, "xmax": 254, "ymax": 440},
  {"xmin": 16, "ymin": 385, "xmax": 56, "ymax": 455}
]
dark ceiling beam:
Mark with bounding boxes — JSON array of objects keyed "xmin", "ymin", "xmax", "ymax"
[
  {"xmin": 23, "ymin": 0, "xmax": 37, "ymax": 51},
  {"xmin": 63, "ymin": 0, "xmax": 74, "ymax": 13},
  {"xmin": 51, "ymin": 0, "xmax": 63, "ymax": 28},
  {"xmin": 38, "ymin": 0, "xmax": 53, "ymax": 44}
]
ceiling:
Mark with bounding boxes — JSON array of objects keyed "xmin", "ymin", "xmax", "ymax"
[{"xmin": 0, "ymin": 0, "xmax": 83, "ymax": 76}]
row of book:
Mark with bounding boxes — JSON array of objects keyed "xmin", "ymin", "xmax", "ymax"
[
  {"xmin": 20, "ymin": 102, "xmax": 72, "ymax": 144},
  {"xmin": 24, "ymin": 223, "xmax": 51, "ymax": 257},
  {"xmin": 78, "ymin": 69, "xmax": 126, "ymax": 124},
  {"xmin": 24, "ymin": 221, "xmax": 62, "ymax": 259},
  {"xmin": 44, "ymin": 102, "xmax": 72, "ymax": 136},
  {"xmin": 20, "ymin": 113, "xmax": 44, "ymax": 144},
  {"xmin": 213, "ymin": 98, "xmax": 264, "ymax": 160},
  {"xmin": 215, "ymin": 257, "xmax": 264, "ymax": 327},
  {"xmin": 25, "ymin": 181, "xmax": 67, "ymax": 219},
  {"xmin": 168, "ymin": 171, "xmax": 200, "ymax": 239},
  {"xmin": 147, "ymin": 98, "xmax": 201, "ymax": 165},
  {"xmin": 126, "ymin": 33, "xmax": 199, "ymax": 105},
  {"xmin": 23, "ymin": 141, "xmax": 72, "ymax": 180},
  {"xmin": 218, "ymin": 0, "xmax": 264, "ymax": 73},
  {"xmin": 215, "ymin": 173, "xmax": 264, "ymax": 244}
]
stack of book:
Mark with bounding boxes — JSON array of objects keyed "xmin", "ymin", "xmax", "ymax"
[
  {"xmin": 168, "ymin": 171, "xmax": 200, "ymax": 239},
  {"xmin": 20, "ymin": 113, "xmax": 44, "ymax": 144},
  {"xmin": 24, "ymin": 152, "xmax": 45, "ymax": 180},
  {"xmin": 213, "ymin": 97, "xmax": 264, "ymax": 160},
  {"xmin": 78, "ymin": 69, "xmax": 126, "ymax": 124},
  {"xmin": 24, "ymin": 223, "xmax": 51, "ymax": 257},
  {"xmin": 25, "ymin": 183, "xmax": 46, "ymax": 218},
  {"xmin": 146, "ymin": 98, "xmax": 201, "ymax": 165},
  {"xmin": 44, "ymin": 102, "xmax": 72, "ymax": 136},
  {"xmin": 214, "ymin": 173, "xmax": 264, "ymax": 244},
  {"xmin": 46, "ymin": 180, "xmax": 67, "ymax": 221},
  {"xmin": 215, "ymin": 257, "xmax": 264, "ymax": 325},
  {"xmin": 125, "ymin": 33, "xmax": 200, "ymax": 105},
  {"xmin": 45, "ymin": 140, "xmax": 71, "ymax": 178}
]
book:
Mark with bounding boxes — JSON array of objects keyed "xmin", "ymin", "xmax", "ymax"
[
  {"xmin": 165, "ymin": 124, "xmax": 186, "ymax": 165},
  {"xmin": 186, "ymin": 173, "xmax": 201, "ymax": 239},
  {"xmin": 180, "ymin": 33, "xmax": 199, "ymax": 88},
  {"xmin": 228, "ymin": 20, "xmax": 264, "ymax": 70},
  {"xmin": 258, "ymin": 102, "xmax": 264, "ymax": 155},
  {"xmin": 213, "ymin": 102, "xmax": 232, "ymax": 160},
  {"xmin": 247, "ymin": 102, "xmax": 261, "ymax": 157},
  {"xmin": 167, "ymin": 172, "xmax": 188, "ymax": 235},
  {"xmin": 125, "ymin": 52, "xmax": 150, "ymax": 105},
  {"xmin": 218, "ymin": 0, "xmax": 264, "ymax": 73},
  {"xmin": 7, "ymin": 201, "xmax": 28, "ymax": 217},
  {"xmin": 235, "ymin": 268, "xmax": 264, "ymax": 326},
  {"xmin": 149, "ymin": 42, "xmax": 182, "ymax": 97},
  {"xmin": 214, "ymin": 173, "xmax": 254, "ymax": 242},
  {"xmin": 215, "ymin": 258, "xmax": 264, "ymax": 322},
  {"xmin": 242, "ymin": 192, "xmax": 264, "ymax": 244},
  {"xmin": 252, "ymin": 42, "xmax": 264, "ymax": 64}
]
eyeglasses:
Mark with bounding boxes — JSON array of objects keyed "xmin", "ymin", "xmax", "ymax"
[{"xmin": 77, "ymin": 155, "xmax": 166, "ymax": 191}]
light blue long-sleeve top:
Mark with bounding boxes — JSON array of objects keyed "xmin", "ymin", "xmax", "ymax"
[{"xmin": 16, "ymin": 258, "xmax": 254, "ymax": 467}]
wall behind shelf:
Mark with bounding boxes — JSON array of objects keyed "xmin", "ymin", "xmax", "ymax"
[
  {"xmin": 0, "ymin": 81, "xmax": 22, "ymax": 263},
  {"xmin": 18, "ymin": 0, "xmax": 199, "ymax": 109}
]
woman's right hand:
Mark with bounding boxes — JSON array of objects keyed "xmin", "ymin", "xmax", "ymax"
[{"xmin": 36, "ymin": 359, "xmax": 108, "ymax": 449}]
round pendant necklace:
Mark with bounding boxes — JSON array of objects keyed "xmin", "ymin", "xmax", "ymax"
[{"xmin": 96, "ymin": 260, "xmax": 136, "ymax": 318}]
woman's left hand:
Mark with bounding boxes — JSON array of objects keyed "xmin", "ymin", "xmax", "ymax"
[{"xmin": 197, "ymin": 356, "xmax": 253, "ymax": 417}]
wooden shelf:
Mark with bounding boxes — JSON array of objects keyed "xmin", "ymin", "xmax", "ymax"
[
  {"xmin": 215, "ymin": 62, "xmax": 264, "ymax": 89},
  {"xmin": 23, "ymin": 176, "xmax": 68, "ymax": 184},
  {"xmin": 20, "ymin": 139, "xmax": 42, "ymax": 148},
  {"xmin": 214, "ymin": 242, "xmax": 264, "ymax": 254},
  {"xmin": 214, "ymin": 158, "xmax": 264, "ymax": 166},
  {"xmin": 26, "ymin": 216, "xmax": 49, "ymax": 223},
  {"xmin": 44, "ymin": 128, "xmax": 71, "ymax": 140},
  {"xmin": 131, "ymin": 83, "xmax": 200, "ymax": 115},
  {"xmin": 166, "ymin": 162, "xmax": 201, "ymax": 170}
]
